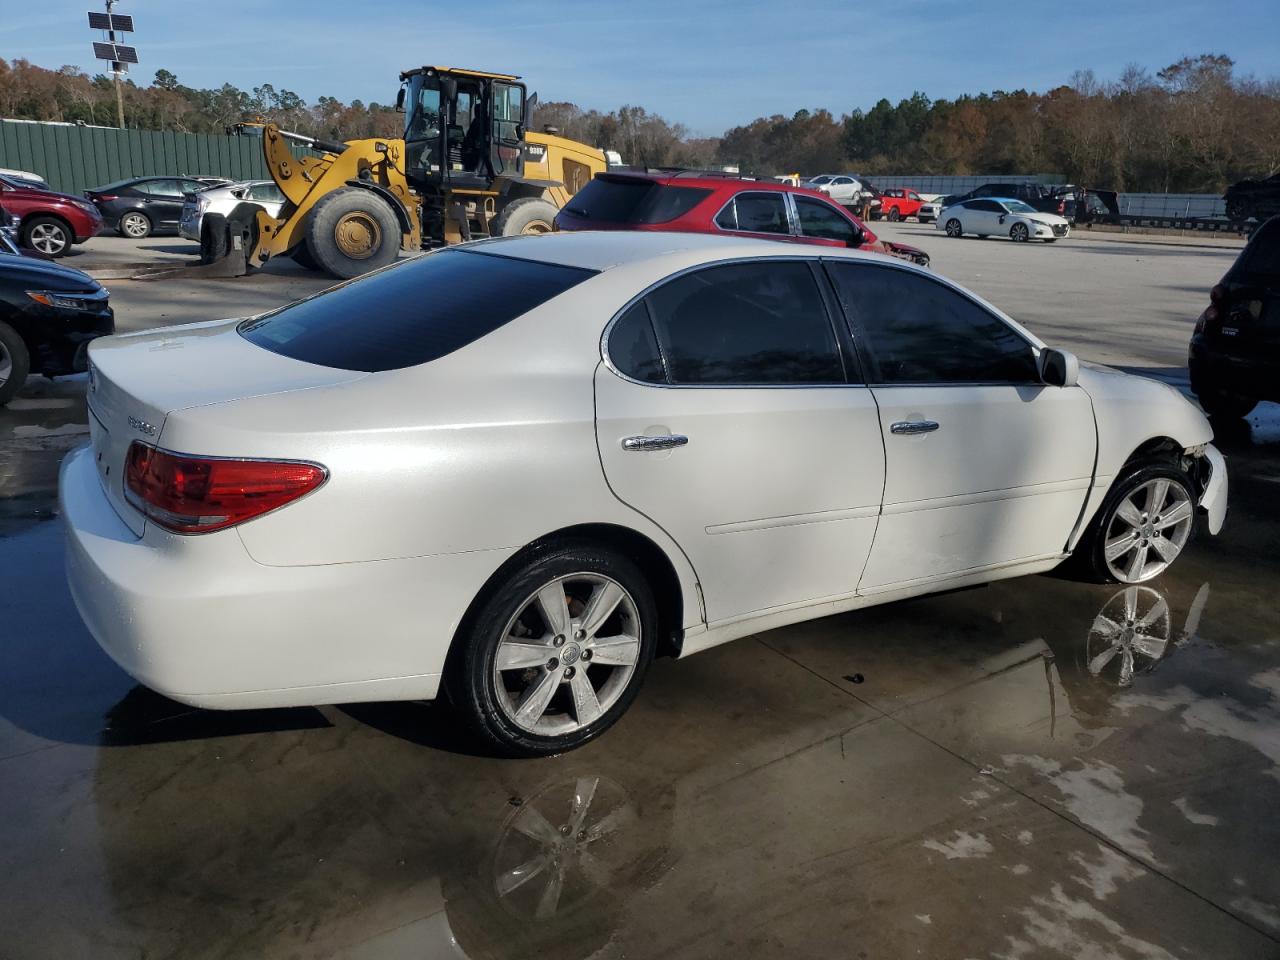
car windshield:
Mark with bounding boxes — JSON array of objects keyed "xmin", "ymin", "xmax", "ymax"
[
  {"xmin": 239, "ymin": 249, "xmax": 597, "ymax": 372},
  {"xmin": 1002, "ymin": 200, "xmax": 1038, "ymax": 214}
]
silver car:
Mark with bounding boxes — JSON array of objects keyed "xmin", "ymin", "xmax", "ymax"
[{"xmin": 179, "ymin": 180, "xmax": 286, "ymax": 242}]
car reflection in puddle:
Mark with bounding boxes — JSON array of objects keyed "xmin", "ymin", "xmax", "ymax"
[{"xmin": 1082, "ymin": 583, "xmax": 1209, "ymax": 688}]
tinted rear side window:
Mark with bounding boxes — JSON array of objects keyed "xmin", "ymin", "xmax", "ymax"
[
  {"xmin": 240, "ymin": 250, "xmax": 595, "ymax": 372},
  {"xmin": 638, "ymin": 187, "xmax": 713, "ymax": 223},
  {"xmin": 644, "ymin": 261, "xmax": 845, "ymax": 385},
  {"xmin": 562, "ymin": 178, "xmax": 655, "ymax": 221}
]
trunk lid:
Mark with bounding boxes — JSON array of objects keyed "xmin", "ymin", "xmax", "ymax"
[{"xmin": 86, "ymin": 318, "xmax": 366, "ymax": 535}]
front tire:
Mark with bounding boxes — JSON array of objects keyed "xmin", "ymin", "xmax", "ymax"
[
  {"xmin": 1075, "ymin": 462, "xmax": 1197, "ymax": 584},
  {"xmin": 22, "ymin": 216, "xmax": 73, "ymax": 256},
  {"xmin": 1010, "ymin": 222, "xmax": 1030, "ymax": 242},
  {"xmin": 494, "ymin": 197, "xmax": 559, "ymax": 236},
  {"xmin": 306, "ymin": 187, "xmax": 401, "ymax": 279},
  {"xmin": 446, "ymin": 542, "xmax": 658, "ymax": 757},
  {"xmin": 0, "ymin": 321, "xmax": 32, "ymax": 407},
  {"xmin": 118, "ymin": 211, "xmax": 152, "ymax": 239},
  {"xmin": 945, "ymin": 218, "xmax": 963, "ymax": 238}
]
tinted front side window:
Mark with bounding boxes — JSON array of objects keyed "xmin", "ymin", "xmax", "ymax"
[
  {"xmin": 827, "ymin": 262, "xmax": 1038, "ymax": 384},
  {"xmin": 715, "ymin": 193, "xmax": 789, "ymax": 234},
  {"xmin": 645, "ymin": 261, "xmax": 844, "ymax": 385},
  {"xmin": 795, "ymin": 196, "xmax": 859, "ymax": 243},
  {"xmin": 240, "ymin": 250, "xmax": 595, "ymax": 372}
]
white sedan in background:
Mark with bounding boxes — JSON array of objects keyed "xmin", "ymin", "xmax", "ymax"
[
  {"xmin": 179, "ymin": 180, "xmax": 286, "ymax": 242},
  {"xmin": 939, "ymin": 197, "xmax": 1071, "ymax": 242},
  {"xmin": 804, "ymin": 174, "xmax": 863, "ymax": 203},
  {"xmin": 61, "ymin": 232, "xmax": 1225, "ymax": 756}
]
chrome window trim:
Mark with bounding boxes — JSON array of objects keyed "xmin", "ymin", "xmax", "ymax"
[
  {"xmin": 711, "ymin": 191, "xmax": 793, "ymax": 238},
  {"xmin": 599, "ymin": 255, "xmax": 864, "ymax": 391}
]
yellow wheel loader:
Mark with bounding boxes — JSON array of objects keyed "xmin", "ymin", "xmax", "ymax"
[{"xmin": 209, "ymin": 67, "xmax": 607, "ymax": 280}]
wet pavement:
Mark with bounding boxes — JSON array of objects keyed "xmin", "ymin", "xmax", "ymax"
[{"xmin": 3, "ymin": 241, "xmax": 1280, "ymax": 959}]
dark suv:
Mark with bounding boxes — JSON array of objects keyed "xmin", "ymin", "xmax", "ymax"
[
  {"xmin": 1189, "ymin": 215, "xmax": 1279, "ymax": 418},
  {"xmin": 555, "ymin": 171, "xmax": 930, "ymax": 267},
  {"xmin": 951, "ymin": 182, "xmax": 1067, "ymax": 218}
]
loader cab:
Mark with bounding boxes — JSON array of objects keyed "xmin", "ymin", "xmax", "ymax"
[{"xmin": 399, "ymin": 67, "xmax": 528, "ymax": 191}]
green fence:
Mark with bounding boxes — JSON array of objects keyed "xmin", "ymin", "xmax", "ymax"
[{"xmin": 0, "ymin": 120, "xmax": 310, "ymax": 196}]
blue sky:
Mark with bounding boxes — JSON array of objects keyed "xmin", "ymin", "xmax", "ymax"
[{"xmin": 3, "ymin": 0, "xmax": 1278, "ymax": 135}]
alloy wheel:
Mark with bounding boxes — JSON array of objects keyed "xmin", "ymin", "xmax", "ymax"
[
  {"xmin": 1102, "ymin": 478, "xmax": 1194, "ymax": 583},
  {"xmin": 945, "ymin": 219, "xmax": 962, "ymax": 237},
  {"xmin": 1011, "ymin": 222, "xmax": 1029, "ymax": 242},
  {"xmin": 122, "ymin": 213, "xmax": 149, "ymax": 238},
  {"xmin": 0, "ymin": 339, "xmax": 11, "ymax": 386},
  {"xmin": 1086, "ymin": 586, "xmax": 1171, "ymax": 686},
  {"xmin": 29, "ymin": 222, "xmax": 68, "ymax": 255},
  {"xmin": 493, "ymin": 573, "xmax": 642, "ymax": 736}
]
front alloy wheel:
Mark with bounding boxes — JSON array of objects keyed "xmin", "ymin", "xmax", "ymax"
[
  {"xmin": 1100, "ymin": 476, "xmax": 1195, "ymax": 583},
  {"xmin": 1010, "ymin": 222, "xmax": 1030, "ymax": 242},
  {"xmin": 449, "ymin": 542, "xmax": 657, "ymax": 756},
  {"xmin": 945, "ymin": 218, "xmax": 962, "ymax": 238}
]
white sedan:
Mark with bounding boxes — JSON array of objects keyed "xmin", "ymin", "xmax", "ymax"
[
  {"xmin": 939, "ymin": 197, "xmax": 1070, "ymax": 242},
  {"xmin": 804, "ymin": 174, "xmax": 863, "ymax": 203},
  {"xmin": 61, "ymin": 232, "xmax": 1226, "ymax": 756}
]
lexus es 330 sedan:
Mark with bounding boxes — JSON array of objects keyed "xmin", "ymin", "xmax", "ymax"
[{"xmin": 61, "ymin": 232, "xmax": 1227, "ymax": 756}]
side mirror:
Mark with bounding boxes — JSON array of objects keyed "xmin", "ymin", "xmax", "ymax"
[
  {"xmin": 998, "ymin": 214, "xmax": 1006, "ymax": 224},
  {"xmin": 847, "ymin": 229, "xmax": 865, "ymax": 248},
  {"xmin": 1040, "ymin": 348, "xmax": 1079, "ymax": 388},
  {"xmin": 394, "ymin": 87, "xmax": 406, "ymax": 113}
]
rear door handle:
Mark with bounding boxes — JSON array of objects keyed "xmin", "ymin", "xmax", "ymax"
[
  {"xmin": 622, "ymin": 434, "xmax": 688, "ymax": 452},
  {"xmin": 890, "ymin": 420, "xmax": 940, "ymax": 435}
]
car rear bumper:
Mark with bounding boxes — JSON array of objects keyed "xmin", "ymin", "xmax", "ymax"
[
  {"xmin": 1189, "ymin": 338, "xmax": 1280, "ymax": 401},
  {"xmin": 178, "ymin": 210, "xmax": 202, "ymax": 242},
  {"xmin": 60, "ymin": 444, "xmax": 514, "ymax": 710}
]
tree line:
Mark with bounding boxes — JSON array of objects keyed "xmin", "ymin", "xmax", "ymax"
[{"xmin": 2, "ymin": 54, "xmax": 1276, "ymax": 192}]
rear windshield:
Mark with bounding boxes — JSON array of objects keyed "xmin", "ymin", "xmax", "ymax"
[
  {"xmin": 562, "ymin": 178, "xmax": 711, "ymax": 224},
  {"xmin": 239, "ymin": 249, "xmax": 596, "ymax": 372},
  {"xmin": 1233, "ymin": 218, "xmax": 1280, "ymax": 281}
]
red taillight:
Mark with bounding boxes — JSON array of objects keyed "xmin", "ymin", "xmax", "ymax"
[
  {"xmin": 124, "ymin": 441, "xmax": 325, "ymax": 534},
  {"xmin": 1209, "ymin": 284, "xmax": 1226, "ymax": 303}
]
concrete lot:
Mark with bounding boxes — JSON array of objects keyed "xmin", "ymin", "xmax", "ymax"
[{"xmin": 2, "ymin": 228, "xmax": 1279, "ymax": 959}]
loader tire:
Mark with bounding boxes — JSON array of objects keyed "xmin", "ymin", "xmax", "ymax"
[
  {"xmin": 494, "ymin": 197, "xmax": 559, "ymax": 236},
  {"xmin": 199, "ymin": 215, "xmax": 228, "ymax": 265},
  {"xmin": 290, "ymin": 241, "xmax": 320, "ymax": 272},
  {"xmin": 306, "ymin": 188, "xmax": 400, "ymax": 280}
]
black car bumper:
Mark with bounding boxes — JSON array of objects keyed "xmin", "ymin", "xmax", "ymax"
[
  {"xmin": 14, "ymin": 302, "xmax": 114, "ymax": 376},
  {"xmin": 1189, "ymin": 336, "xmax": 1280, "ymax": 402}
]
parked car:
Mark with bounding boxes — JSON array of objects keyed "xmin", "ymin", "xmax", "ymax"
[
  {"xmin": 949, "ymin": 182, "xmax": 1068, "ymax": 218},
  {"xmin": 85, "ymin": 176, "xmax": 211, "ymax": 238},
  {"xmin": 877, "ymin": 188, "xmax": 926, "ymax": 222},
  {"xmin": 0, "ymin": 167, "xmax": 50, "ymax": 189},
  {"xmin": 1189, "ymin": 215, "xmax": 1279, "ymax": 418},
  {"xmin": 0, "ymin": 209, "xmax": 113, "ymax": 405},
  {"xmin": 61, "ymin": 231, "xmax": 1226, "ymax": 755},
  {"xmin": 180, "ymin": 180, "xmax": 286, "ymax": 243},
  {"xmin": 0, "ymin": 175, "xmax": 103, "ymax": 257},
  {"xmin": 804, "ymin": 174, "xmax": 863, "ymax": 203},
  {"xmin": 1224, "ymin": 173, "xmax": 1280, "ymax": 223},
  {"xmin": 555, "ymin": 171, "xmax": 930, "ymax": 266},
  {"xmin": 917, "ymin": 196, "xmax": 945, "ymax": 224},
  {"xmin": 938, "ymin": 198, "xmax": 1070, "ymax": 242}
]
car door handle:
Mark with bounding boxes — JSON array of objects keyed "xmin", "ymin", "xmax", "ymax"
[
  {"xmin": 890, "ymin": 420, "xmax": 940, "ymax": 435},
  {"xmin": 622, "ymin": 434, "xmax": 688, "ymax": 452}
]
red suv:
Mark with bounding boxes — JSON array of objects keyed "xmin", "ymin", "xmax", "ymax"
[
  {"xmin": 0, "ymin": 176, "xmax": 103, "ymax": 257},
  {"xmin": 554, "ymin": 171, "xmax": 930, "ymax": 267}
]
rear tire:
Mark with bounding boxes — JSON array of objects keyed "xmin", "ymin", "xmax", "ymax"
[
  {"xmin": 305, "ymin": 187, "xmax": 401, "ymax": 279},
  {"xmin": 199, "ymin": 217, "xmax": 228, "ymax": 264},
  {"xmin": 887, "ymin": 207, "xmax": 901, "ymax": 222},
  {"xmin": 1226, "ymin": 198, "xmax": 1251, "ymax": 222},
  {"xmin": 22, "ymin": 216, "xmax": 73, "ymax": 256},
  {"xmin": 118, "ymin": 211, "xmax": 152, "ymax": 239},
  {"xmin": 0, "ymin": 321, "xmax": 31, "ymax": 407},
  {"xmin": 494, "ymin": 197, "xmax": 559, "ymax": 236},
  {"xmin": 446, "ymin": 541, "xmax": 658, "ymax": 757}
]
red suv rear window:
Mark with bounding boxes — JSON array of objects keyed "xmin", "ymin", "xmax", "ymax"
[{"xmin": 562, "ymin": 178, "xmax": 711, "ymax": 225}]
